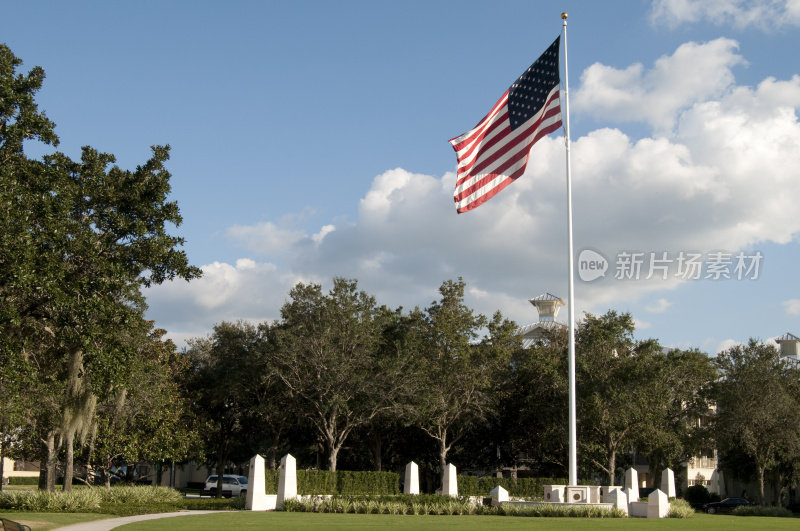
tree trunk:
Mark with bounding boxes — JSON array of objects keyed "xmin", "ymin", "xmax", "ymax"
[
  {"xmin": 438, "ymin": 433, "xmax": 449, "ymax": 488},
  {"xmin": 214, "ymin": 420, "xmax": 230, "ymax": 498},
  {"xmin": 38, "ymin": 459, "xmax": 48, "ymax": 490},
  {"xmin": 607, "ymin": 447, "xmax": 617, "ymax": 486},
  {"xmin": 757, "ymin": 464, "xmax": 765, "ymax": 504},
  {"xmin": 62, "ymin": 430, "xmax": 74, "ymax": 491},
  {"xmin": 216, "ymin": 449, "xmax": 227, "ymax": 499},
  {"xmin": 324, "ymin": 427, "xmax": 342, "ymax": 472},
  {"xmin": 328, "ymin": 443, "xmax": 339, "ymax": 471},
  {"xmin": 0, "ymin": 440, "xmax": 5, "ymax": 492},
  {"xmin": 45, "ymin": 430, "xmax": 58, "ymax": 492},
  {"xmin": 372, "ymin": 434, "xmax": 382, "ymax": 471},
  {"xmin": 84, "ymin": 424, "xmax": 97, "ymax": 486}
]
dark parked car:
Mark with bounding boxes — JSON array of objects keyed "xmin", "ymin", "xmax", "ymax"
[{"xmin": 704, "ymin": 497, "xmax": 752, "ymax": 514}]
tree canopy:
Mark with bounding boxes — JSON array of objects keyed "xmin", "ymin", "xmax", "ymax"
[{"xmin": 1, "ymin": 43, "xmax": 200, "ymax": 491}]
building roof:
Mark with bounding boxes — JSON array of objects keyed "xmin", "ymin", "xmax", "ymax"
[
  {"xmin": 775, "ymin": 332, "xmax": 800, "ymax": 342},
  {"xmin": 516, "ymin": 320, "xmax": 565, "ymax": 349},
  {"xmin": 529, "ymin": 292, "xmax": 565, "ymax": 303}
]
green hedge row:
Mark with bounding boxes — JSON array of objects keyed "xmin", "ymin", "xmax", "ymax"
[
  {"xmin": 258, "ymin": 469, "xmax": 573, "ymax": 497},
  {"xmin": 457, "ymin": 476, "xmax": 570, "ymax": 498},
  {"xmin": 262, "ymin": 470, "xmax": 400, "ymax": 495},
  {"xmin": 7, "ymin": 476, "xmax": 40, "ymax": 485}
]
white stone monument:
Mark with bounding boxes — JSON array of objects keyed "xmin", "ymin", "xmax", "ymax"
[
  {"xmin": 544, "ymin": 484, "xmax": 565, "ymax": 503},
  {"xmin": 277, "ymin": 453, "xmax": 297, "ymax": 509},
  {"xmin": 404, "ymin": 461, "xmax": 419, "ymax": 495},
  {"xmin": 647, "ymin": 488, "xmax": 669, "ymax": 518},
  {"xmin": 565, "ymin": 485, "xmax": 590, "ymax": 503},
  {"xmin": 624, "ymin": 468, "xmax": 639, "ymax": 502},
  {"xmin": 489, "ymin": 485, "xmax": 508, "ymax": 507},
  {"xmin": 660, "ymin": 468, "xmax": 676, "ymax": 498},
  {"xmin": 608, "ymin": 488, "xmax": 628, "ymax": 515},
  {"xmin": 601, "ymin": 485, "xmax": 623, "ymax": 503},
  {"xmin": 246, "ymin": 454, "xmax": 269, "ymax": 510},
  {"xmin": 441, "ymin": 463, "xmax": 458, "ymax": 497}
]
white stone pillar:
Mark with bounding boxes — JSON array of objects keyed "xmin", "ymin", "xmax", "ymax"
[
  {"xmin": 489, "ymin": 485, "xmax": 508, "ymax": 507},
  {"xmin": 660, "ymin": 468, "xmax": 676, "ymax": 498},
  {"xmin": 404, "ymin": 461, "xmax": 419, "ymax": 495},
  {"xmin": 608, "ymin": 488, "xmax": 628, "ymax": 515},
  {"xmin": 277, "ymin": 453, "xmax": 297, "ymax": 509},
  {"xmin": 624, "ymin": 468, "xmax": 639, "ymax": 502},
  {"xmin": 246, "ymin": 454, "xmax": 269, "ymax": 510},
  {"xmin": 602, "ymin": 485, "xmax": 623, "ymax": 503},
  {"xmin": 544, "ymin": 484, "xmax": 566, "ymax": 503},
  {"xmin": 441, "ymin": 463, "xmax": 458, "ymax": 497},
  {"xmin": 647, "ymin": 489, "xmax": 669, "ymax": 518}
]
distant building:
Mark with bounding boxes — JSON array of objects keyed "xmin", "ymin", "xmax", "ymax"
[
  {"xmin": 1, "ymin": 457, "xmax": 39, "ymax": 484},
  {"xmin": 515, "ymin": 292, "xmax": 566, "ymax": 347},
  {"xmin": 776, "ymin": 332, "xmax": 800, "ymax": 369}
]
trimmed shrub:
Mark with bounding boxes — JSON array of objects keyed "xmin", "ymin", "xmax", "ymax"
[
  {"xmin": 683, "ymin": 485, "xmax": 711, "ymax": 508},
  {"xmin": 7, "ymin": 477, "xmax": 40, "ymax": 486},
  {"xmin": 457, "ymin": 475, "xmax": 480, "ymax": 496},
  {"xmin": 262, "ymin": 469, "xmax": 399, "ymax": 496},
  {"xmin": 668, "ymin": 498, "xmax": 695, "ymax": 518},
  {"xmin": 733, "ymin": 505, "xmax": 793, "ymax": 517},
  {"xmin": 264, "ymin": 470, "xmax": 279, "ymax": 493},
  {"xmin": 457, "ymin": 476, "xmax": 570, "ymax": 498},
  {"xmin": 337, "ymin": 471, "xmax": 399, "ymax": 495},
  {"xmin": 296, "ymin": 470, "xmax": 337, "ymax": 495}
]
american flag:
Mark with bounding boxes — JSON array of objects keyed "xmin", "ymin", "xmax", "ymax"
[{"xmin": 450, "ymin": 37, "xmax": 562, "ymax": 213}]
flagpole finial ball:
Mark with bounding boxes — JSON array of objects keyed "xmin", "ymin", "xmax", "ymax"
[{"xmin": 561, "ymin": 12, "xmax": 568, "ymax": 19}]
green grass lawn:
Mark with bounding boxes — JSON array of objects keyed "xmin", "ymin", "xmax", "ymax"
[
  {"xmin": 2, "ymin": 509, "xmax": 797, "ymax": 530},
  {"xmin": 114, "ymin": 512, "xmax": 799, "ymax": 530},
  {"xmin": 0, "ymin": 511, "xmax": 115, "ymax": 530}
]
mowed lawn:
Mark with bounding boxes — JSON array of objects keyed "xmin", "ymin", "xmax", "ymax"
[
  {"xmin": 2, "ymin": 511, "xmax": 798, "ymax": 530},
  {"xmin": 116, "ymin": 512, "xmax": 799, "ymax": 530}
]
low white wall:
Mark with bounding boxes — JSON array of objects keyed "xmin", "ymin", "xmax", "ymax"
[{"xmin": 629, "ymin": 501, "xmax": 648, "ymax": 518}]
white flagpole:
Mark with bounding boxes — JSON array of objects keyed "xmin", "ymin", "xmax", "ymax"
[{"xmin": 561, "ymin": 11, "xmax": 578, "ymax": 487}]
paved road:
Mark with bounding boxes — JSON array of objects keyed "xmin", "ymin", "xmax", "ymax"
[{"xmin": 54, "ymin": 510, "xmax": 220, "ymax": 530}]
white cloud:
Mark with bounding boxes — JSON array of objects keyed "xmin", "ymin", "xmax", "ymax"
[
  {"xmin": 783, "ymin": 298, "xmax": 800, "ymax": 315},
  {"xmin": 646, "ymin": 298, "xmax": 672, "ymax": 313},
  {"xmin": 650, "ymin": 0, "xmax": 800, "ymax": 29},
  {"xmin": 573, "ymin": 38, "xmax": 744, "ymax": 133},
  {"xmin": 312, "ymin": 224, "xmax": 336, "ymax": 244},
  {"xmin": 226, "ymin": 222, "xmax": 306, "ymax": 255},
  {"xmin": 144, "ymin": 259, "xmax": 309, "ymax": 346},
  {"xmin": 716, "ymin": 338, "xmax": 742, "ymax": 354}
]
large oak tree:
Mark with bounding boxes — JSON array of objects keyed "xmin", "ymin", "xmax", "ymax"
[{"xmin": 0, "ymin": 44, "xmax": 200, "ymax": 490}]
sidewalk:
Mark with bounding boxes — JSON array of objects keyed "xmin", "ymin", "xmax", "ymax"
[{"xmin": 54, "ymin": 510, "xmax": 219, "ymax": 530}]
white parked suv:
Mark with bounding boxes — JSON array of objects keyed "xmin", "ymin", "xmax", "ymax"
[{"xmin": 203, "ymin": 474, "xmax": 248, "ymax": 497}]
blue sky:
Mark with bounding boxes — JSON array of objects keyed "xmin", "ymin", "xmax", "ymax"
[{"xmin": 4, "ymin": 0, "xmax": 800, "ymax": 353}]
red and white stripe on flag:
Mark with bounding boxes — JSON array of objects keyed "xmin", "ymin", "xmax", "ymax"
[{"xmin": 449, "ymin": 39, "xmax": 562, "ymax": 214}]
